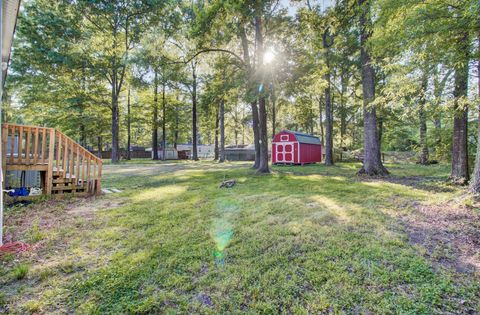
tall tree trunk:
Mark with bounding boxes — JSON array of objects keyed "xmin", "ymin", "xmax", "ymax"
[
  {"xmin": 162, "ymin": 82, "xmax": 167, "ymax": 161},
  {"xmin": 174, "ymin": 104, "xmax": 179, "ymax": 150},
  {"xmin": 451, "ymin": 33, "xmax": 470, "ymax": 184},
  {"xmin": 219, "ymin": 99, "xmax": 226, "ymax": 162},
  {"xmin": 242, "ymin": 105, "xmax": 246, "ymax": 145},
  {"xmin": 434, "ymin": 118, "xmax": 442, "ymax": 147},
  {"xmin": 323, "ymin": 31, "xmax": 334, "ymax": 166},
  {"xmin": 340, "ymin": 71, "xmax": 347, "ymax": 150},
  {"xmin": 239, "ymin": 24, "xmax": 261, "ymax": 168},
  {"xmin": 111, "ymin": 93, "xmax": 120, "ymax": 163},
  {"xmin": 152, "ymin": 71, "xmax": 159, "ymax": 160},
  {"xmin": 319, "ymin": 97, "xmax": 325, "ymax": 145},
  {"xmin": 110, "ymin": 30, "xmax": 120, "ymax": 164},
  {"xmin": 79, "ymin": 124, "xmax": 86, "ymax": 148},
  {"xmin": 192, "ymin": 63, "xmax": 198, "ymax": 161},
  {"xmin": 255, "ymin": 12, "xmax": 270, "ymax": 173},
  {"xmin": 358, "ymin": 0, "xmax": 388, "ymax": 176},
  {"xmin": 271, "ymin": 83, "xmax": 276, "ymax": 136},
  {"xmin": 251, "ymin": 101, "xmax": 261, "ymax": 168},
  {"xmin": 214, "ymin": 105, "xmax": 219, "ymax": 160},
  {"xmin": 470, "ymin": 43, "xmax": 480, "ymax": 192},
  {"xmin": 126, "ymin": 87, "xmax": 131, "ymax": 160},
  {"xmin": 97, "ymin": 136, "xmax": 103, "ymax": 159},
  {"xmin": 419, "ymin": 73, "xmax": 429, "ymax": 165}
]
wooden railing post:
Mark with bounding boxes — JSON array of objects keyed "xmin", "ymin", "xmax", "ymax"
[
  {"xmin": 9, "ymin": 125, "xmax": 14, "ymax": 164},
  {"xmin": 46, "ymin": 129, "xmax": 55, "ymax": 195},
  {"xmin": 18, "ymin": 126, "xmax": 23, "ymax": 164},
  {"xmin": 33, "ymin": 127, "xmax": 39, "ymax": 164}
]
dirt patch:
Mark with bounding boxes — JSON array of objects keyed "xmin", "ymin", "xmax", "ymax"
[
  {"xmin": 67, "ymin": 198, "xmax": 125, "ymax": 216},
  {"xmin": 3, "ymin": 197, "xmax": 124, "ymax": 247},
  {"xmin": 399, "ymin": 201, "xmax": 480, "ymax": 274},
  {"xmin": 358, "ymin": 176, "xmax": 455, "ymax": 193}
]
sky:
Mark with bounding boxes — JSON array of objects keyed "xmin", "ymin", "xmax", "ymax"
[{"xmin": 279, "ymin": 0, "xmax": 336, "ymax": 16}]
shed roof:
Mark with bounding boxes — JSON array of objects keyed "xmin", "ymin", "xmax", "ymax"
[{"xmin": 282, "ymin": 130, "xmax": 322, "ymax": 145}]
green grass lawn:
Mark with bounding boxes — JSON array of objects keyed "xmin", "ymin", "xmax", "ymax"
[{"xmin": 1, "ymin": 161, "xmax": 479, "ymax": 314}]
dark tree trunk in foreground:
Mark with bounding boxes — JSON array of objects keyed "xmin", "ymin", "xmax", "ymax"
[
  {"xmin": 418, "ymin": 74, "xmax": 429, "ymax": 165},
  {"xmin": 152, "ymin": 71, "xmax": 159, "ymax": 160},
  {"xmin": 319, "ymin": 97, "xmax": 325, "ymax": 145},
  {"xmin": 111, "ymin": 94, "xmax": 120, "ymax": 163},
  {"xmin": 255, "ymin": 13, "xmax": 270, "ymax": 173},
  {"xmin": 323, "ymin": 31, "xmax": 334, "ymax": 166},
  {"xmin": 451, "ymin": 33, "xmax": 470, "ymax": 184},
  {"xmin": 358, "ymin": 0, "xmax": 388, "ymax": 176},
  {"xmin": 109, "ymin": 27, "xmax": 126, "ymax": 164},
  {"xmin": 239, "ymin": 24, "xmax": 261, "ymax": 169},
  {"xmin": 257, "ymin": 95, "xmax": 270, "ymax": 173},
  {"xmin": 340, "ymin": 72, "xmax": 347, "ymax": 149},
  {"xmin": 214, "ymin": 105, "xmax": 219, "ymax": 160},
  {"xmin": 251, "ymin": 101, "xmax": 261, "ymax": 168},
  {"xmin": 470, "ymin": 57, "xmax": 480, "ymax": 192},
  {"xmin": 126, "ymin": 87, "xmax": 131, "ymax": 160},
  {"xmin": 191, "ymin": 63, "xmax": 199, "ymax": 161},
  {"xmin": 219, "ymin": 99, "xmax": 225, "ymax": 162},
  {"xmin": 162, "ymin": 83, "xmax": 166, "ymax": 161}
]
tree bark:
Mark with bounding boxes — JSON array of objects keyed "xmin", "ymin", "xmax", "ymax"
[
  {"xmin": 251, "ymin": 100, "xmax": 261, "ymax": 168},
  {"xmin": 111, "ymin": 93, "xmax": 120, "ymax": 163},
  {"xmin": 319, "ymin": 97, "xmax": 325, "ymax": 145},
  {"xmin": 110, "ymin": 27, "xmax": 121, "ymax": 164},
  {"xmin": 255, "ymin": 12, "xmax": 270, "ymax": 173},
  {"xmin": 162, "ymin": 82, "xmax": 166, "ymax": 161},
  {"xmin": 323, "ymin": 30, "xmax": 334, "ymax": 166},
  {"xmin": 126, "ymin": 87, "xmax": 131, "ymax": 160},
  {"xmin": 79, "ymin": 124, "xmax": 86, "ymax": 148},
  {"xmin": 418, "ymin": 74, "xmax": 429, "ymax": 165},
  {"xmin": 219, "ymin": 99, "xmax": 225, "ymax": 162},
  {"xmin": 152, "ymin": 71, "xmax": 159, "ymax": 160},
  {"xmin": 191, "ymin": 63, "xmax": 199, "ymax": 161},
  {"xmin": 97, "ymin": 136, "xmax": 103, "ymax": 159},
  {"xmin": 214, "ymin": 105, "xmax": 219, "ymax": 160},
  {"xmin": 450, "ymin": 33, "xmax": 470, "ymax": 184},
  {"xmin": 340, "ymin": 71, "xmax": 347, "ymax": 150},
  {"xmin": 239, "ymin": 24, "xmax": 261, "ymax": 169},
  {"xmin": 470, "ymin": 47, "xmax": 480, "ymax": 192},
  {"xmin": 174, "ymin": 104, "xmax": 179, "ymax": 150},
  {"xmin": 357, "ymin": 0, "xmax": 388, "ymax": 176},
  {"xmin": 271, "ymin": 83, "xmax": 276, "ymax": 136}
]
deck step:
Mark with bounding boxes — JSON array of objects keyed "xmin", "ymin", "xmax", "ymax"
[{"xmin": 3, "ymin": 123, "xmax": 102, "ymax": 197}]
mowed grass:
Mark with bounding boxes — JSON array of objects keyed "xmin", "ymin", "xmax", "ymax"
[{"xmin": 1, "ymin": 161, "xmax": 480, "ymax": 314}]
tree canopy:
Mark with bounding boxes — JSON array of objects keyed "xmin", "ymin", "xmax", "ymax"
[{"xmin": 5, "ymin": 0, "xmax": 480, "ymax": 184}]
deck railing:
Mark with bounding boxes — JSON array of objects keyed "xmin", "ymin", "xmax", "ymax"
[{"xmin": 2, "ymin": 123, "xmax": 102, "ymax": 195}]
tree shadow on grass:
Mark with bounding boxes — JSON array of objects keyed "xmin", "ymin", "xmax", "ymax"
[
  {"xmin": 74, "ymin": 165, "xmax": 479, "ymax": 313},
  {"xmin": 6, "ymin": 162, "xmax": 478, "ymax": 314}
]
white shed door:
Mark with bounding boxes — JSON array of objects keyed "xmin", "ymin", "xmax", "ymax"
[{"xmin": 276, "ymin": 142, "xmax": 294, "ymax": 163}]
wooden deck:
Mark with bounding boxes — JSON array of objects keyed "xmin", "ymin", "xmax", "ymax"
[{"xmin": 2, "ymin": 123, "xmax": 102, "ymax": 196}]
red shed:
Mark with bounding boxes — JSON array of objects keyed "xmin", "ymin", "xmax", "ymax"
[{"xmin": 272, "ymin": 130, "xmax": 322, "ymax": 165}]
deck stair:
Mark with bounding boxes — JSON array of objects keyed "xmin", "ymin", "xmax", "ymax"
[{"xmin": 2, "ymin": 123, "xmax": 102, "ymax": 196}]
